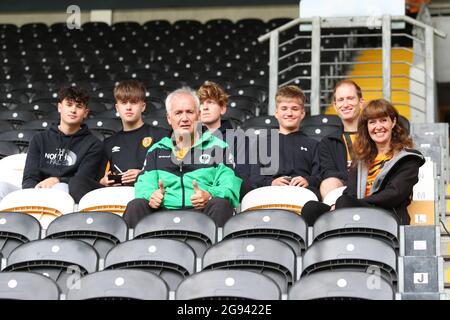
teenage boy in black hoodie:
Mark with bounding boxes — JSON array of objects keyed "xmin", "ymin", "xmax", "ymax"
[
  {"xmin": 249, "ymin": 85, "xmax": 321, "ymax": 198},
  {"xmin": 69, "ymin": 80, "xmax": 169, "ymax": 202},
  {"xmin": 21, "ymin": 86, "xmax": 103, "ymax": 199},
  {"xmin": 197, "ymin": 81, "xmax": 253, "ymax": 199}
]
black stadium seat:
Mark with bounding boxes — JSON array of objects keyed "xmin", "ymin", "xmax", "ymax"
[
  {"xmin": 133, "ymin": 210, "xmax": 217, "ymax": 258},
  {"xmin": 67, "ymin": 270, "xmax": 169, "ymax": 300},
  {"xmin": 45, "ymin": 211, "xmax": 128, "ymax": 259},
  {"xmin": 104, "ymin": 238, "xmax": 196, "ymax": 291},
  {"xmin": 176, "ymin": 270, "xmax": 281, "ymax": 300},
  {"xmin": 3, "ymin": 238, "xmax": 99, "ymax": 294},
  {"xmin": 222, "ymin": 209, "xmax": 308, "ymax": 255},
  {"xmin": 0, "ymin": 129, "xmax": 38, "ymax": 152},
  {"xmin": 0, "ymin": 272, "xmax": 60, "ymax": 300},
  {"xmin": 202, "ymin": 238, "xmax": 296, "ymax": 293},
  {"xmin": 0, "ymin": 212, "xmax": 41, "ymax": 258}
]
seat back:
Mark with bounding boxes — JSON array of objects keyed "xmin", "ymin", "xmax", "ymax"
[
  {"xmin": 289, "ymin": 270, "xmax": 394, "ymax": 300},
  {"xmin": 134, "ymin": 210, "xmax": 216, "ymax": 258},
  {"xmin": 4, "ymin": 239, "xmax": 98, "ymax": 294},
  {"xmin": 0, "ymin": 188, "xmax": 75, "ymax": 229},
  {"xmin": 78, "ymin": 186, "xmax": 135, "ymax": 216},
  {"xmin": 176, "ymin": 270, "xmax": 281, "ymax": 300},
  {"xmin": 302, "ymin": 236, "xmax": 397, "ymax": 284},
  {"xmin": 241, "ymin": 186, "xmax": 318, "ymax": 214},
  {"xmin": 202, "ymin": 238, "xmax": 296, "ymax": 293},
  {"xmin": 67, "ymin": 270, "xmax": 169, "ymax": 300},
  {"xmin": 223, "ymin": 209, "xmax": 307, "ymax": 255},
  {"xmin": 45, "ymin": 211, "xmax": 128, "ymax": 259},
  {"xmin": 0, "ymin": 272, "xmax": 60, "ymax": 300},
  {"xmin": 104, "ymin": 238, "xmax": 196, "ymax": 291},
  {"xmin": 313, "ymin": 207, "xmax": 399, "ymax": 249},
  {"xmin": 0, "ymin": 212, "xmax": 41, "ymax": 258}
]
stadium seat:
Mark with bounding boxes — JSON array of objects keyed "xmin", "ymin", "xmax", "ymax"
[
  {"xmin": 300, "ymin": 125, "xmax": 341, "ymax": 141},
  {"xmin": 222, "ymin": 209, "xmax": 307, "ymax": 255},
  {"xmin": 176, "ymin": 270, "xmax": 281, "ymax": 300},
  {"xmin": 240, "ymin": 116, "xmax": 278, "ymax": 131},
  {"xmin": 0, "ymin": 212, "xmax": 41, "ymax": 258},
  {"xmin": 0, "ymin": 141, "xmax": 20, "ymax": 159},
  {"xmin": 202, "ymin": 238, "xmax": 296, "ymax": 293},
  {"xmin": 84, "ymin": 118, "xmax": 122, "ymax": 138},
  {"xmin": 78, "ymin": 186, "xmax": 134, "ymax": 216},
  {"xmin": 3, "ymin": 238, "xmax": 98, "ymax": 294},
  {"xmin": 313, "ymin": 207, "xmax": 399, "ymax": 249},
  {"xmin": 104, "ymin": 238, "xmax": 196, "ymax": 291},
  {"xmin": 15, "ymin": 102, "xmax": 54, "ymax": 118},
  {"xmin": 301, "ymin": 114, "xmax": 342, "ymax": 128},
  {"xmin": 0, "ymin": 119, "xmax": 14, "ymax": 132},
  {"xmin": 0, "ymin": 272, "xmax": 60, "ymax": 300},
  {"xmin": 302, "ymin": 236, "xmax": 397, "ymax": 284},
  {"xmin": 19, "ymin": 119, "xmax": 54, "ymax": 131},
  {"xmin": 143, "ymin": 116, "xmax": 171, "ymax": 130},
  {"xmin": 45, "ymin": 211, "xmax": 128, "ymax": 259},
  {"xmin": 133, "ymin": 210, "xmax": 216, "ymax": 258},
  {"xmin": 241, "ymin": 186, "xmax": 318, "ymax": 214},
  {"xmin": 289, "ymin": 270, "xmax": 395, "ymax": 300},
  {"xmin": 0, "ymin": 153, "xmax": 27, "ymax": 187},
  {"xmin": 0, "ymin": 188, "xmax": 75, "ymax": 229},
  {"xmin": 67, "ymin": 269, "xmax": 169, "ymax": 300},
  {"xmin": 0, "ymin": 129, "xmax": 37, "ymax": 152}
]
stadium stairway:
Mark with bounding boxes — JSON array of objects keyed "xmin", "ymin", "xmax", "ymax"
[{"xmin": 326, "ymin": 48, "xmax": 413, "ymax": 120}]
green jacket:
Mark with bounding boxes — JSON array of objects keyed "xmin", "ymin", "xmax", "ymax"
[{"xmin": 135, "ymin": 131, "xmax": 242, "ymax": 209}]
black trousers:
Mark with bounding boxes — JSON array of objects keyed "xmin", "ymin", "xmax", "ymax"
[
  {"xmin": 123, "ymin": 197, "xmax": 235, "ymax": 228},
  {"xmin": 301, "ymin": 194, "xmax": 373, "ymax": 226},
  {"xmin": 68, "ymin": 175, "xmax": 104, "ymax": 203}
]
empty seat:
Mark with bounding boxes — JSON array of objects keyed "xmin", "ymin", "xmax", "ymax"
[
  {"xmin": 0, "ymin": 272, "xmax": 60, "ymax": 300},
  {"xmin": 0, "ymin": 212, "xmax": 41, "ymax": 258},
  {"xmin": 45, "ymin": 211, "xmax": 128, "ymax": 259},
  {"xmin": 84, "ymin": 118, "xmax": 122, "ymax": 138},
  {"xmin": 241, "ymin": 186, "xmax": 318, "ymax": 214},
  {"xmin": 19, "ymin": 119, "xmax": 54, "ymax": 131},
  {"xmin": 4, "ymin": 239, "xmax": 98, "ymax": 294},
  {"xmin": 240, "ymin": 116, "xmax": 278, "ymax": 131},
  {"xmin": 104, "ymin": 238, "xmax": 196, "ymax": 291},
  {"xmin": 134, "ymin": 210, "xmax": 216, "ymax": 257},
  {"xmin": 78, "ymin": 186, "xmax": 135, "ymax": 216},
  {"xmin": 202, "ymin": 238, "xmax": 296, "ymax": 293},
  {"xmin": 313, "ymin": 207, "xmax": 399, "ymax": 249},
  {"xmin": 302, "ymin": 236, "xmax": 397, "ymax": 284},
  {"xmin": 0, "ymin": 129, "xmax": 38, "ymax": 152},
  {"xmin": 301, "ymin": 125, "xmax": 340, "ymax": 141},
  {"xmin": 15, "ymin": 102, "xmax": 54, "ymax": 117},
  {"xmin": 0, "ymin": 141, "xmax": 19, "ymax": 158},
  {"xmin": 176, "ymin": 270, "xmax": 281, "ymax": 300},
  {"xmin": 0, "ymin": 111, "xmax": 36, "ymax": 128},
  {"xmin": 301, "ymin": 114, "xmax": 342, "ymax": 128},
  {"xmin": 223, "ymin": 209, "xmax": 307, "ymax": 255},
  {"xmin": 143, "ymin": 116, "xmax": 171, "ymax": 130},
  {"xmin": 0, "ymin": 188, "xmax": 75, "ymax": 229},
  {"xmin": 289, "ymin": 270, "xmax": 394, "ymax": 300},
  {"xmin": 67, "ymin": 270, "xmax": 169, "ymax": 300}
]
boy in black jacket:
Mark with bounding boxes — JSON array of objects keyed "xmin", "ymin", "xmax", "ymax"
[
  {"xmin": 69, "ymin": 80, "xmax": 169, "ymax": 202},
  {"xmin": 21, "ymin": 86, "xmax": 103, "ymax": 199},
  {"xmin": 249, "ymin": 85, "xmax": 321, "ymax": 198}
]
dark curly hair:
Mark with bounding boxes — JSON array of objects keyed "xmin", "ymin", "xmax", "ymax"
[{"xmin": 58, "ymin": 86, "xmax": 90, "ymax": 107}]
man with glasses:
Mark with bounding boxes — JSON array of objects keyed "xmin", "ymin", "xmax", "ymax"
[{"xmin": 318, "ymin": 79, "xmax": 364, "ymax": 199}]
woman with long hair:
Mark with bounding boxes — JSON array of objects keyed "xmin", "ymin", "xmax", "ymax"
[{"xmin": 302, "ymin": 99, "xmax": 425, "ymax": 225}]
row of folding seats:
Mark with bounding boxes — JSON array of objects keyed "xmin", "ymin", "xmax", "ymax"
[{"xmin": 0, "ymin": 205, "xmax": 399, "ymax": 297}]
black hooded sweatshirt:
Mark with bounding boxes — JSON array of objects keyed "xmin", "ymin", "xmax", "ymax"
[{"xmin": 22, "ymin": 124, "xmax": 103, "ymax": 188}]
